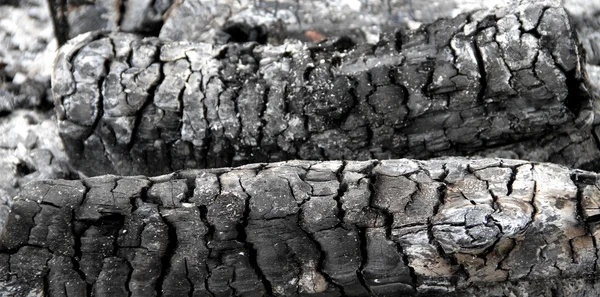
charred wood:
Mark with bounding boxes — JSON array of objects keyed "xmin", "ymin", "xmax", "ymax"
[
  {"xmin": 2, "ymin": 158, "xmax": 600, "ymax": 296},
  {"xmin": 52, "ymin": 0, "xmax": 594, "ymax": 176}
]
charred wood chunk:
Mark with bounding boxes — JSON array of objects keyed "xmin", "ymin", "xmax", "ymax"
[
  {"xmin": 1, "ymin": 158, "xmax": 600, "ymax": 296},
  {"xmin": 52, "ymin": 1, "xmax": 593, "ymax": 177}
]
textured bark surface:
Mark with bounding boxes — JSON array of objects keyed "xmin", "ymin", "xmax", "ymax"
[
  {"xmin": 1, "ymin": 157, "xmax": 600, "ymax": 296},
  {"xmin": 52, "ymin": 0, "xmax": 593, "ymax": 177}
]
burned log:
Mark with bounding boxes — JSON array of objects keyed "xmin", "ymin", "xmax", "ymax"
[
  {"xmin": 46, "ymin": 0, "xmax": 600, "ymax": 51},
  {"xmin": 45, "ymin": 0, "xmax": 414, "ymax": 46},
  {"xmin": 1, "ymin": 158, "xmax": 600, "ymax": 296},
  {"xmin": 52, "ymin": 0, "xmax": 593, "ymax": 176},
  {"xmin": 46, "ymin": 0, "xmax": 174, "ymax": 45}
]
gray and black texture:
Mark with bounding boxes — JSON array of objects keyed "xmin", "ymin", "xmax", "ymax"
[
  {"xmin": 0, "ymin": 110, "xmax": 71, "ymax": 198},
  {"xmin": 0, "ymin": 109, "xmax": 73, "ymax": 243},
  {"xmin": 0, "ymin": 0, "xmax": 56, "ymax": 113},
  {"xmin": 43, "ymin": 0, "xmax": 447, "ymax": 46},
  {"xmin": 45, "ymin": 0, "xmax": 600, "ymax": 46},
  {"xmin": 46, "ymin": 0, "xmax": 174, "ymax": 45},
  {"xmin": 2, "ymin": 157, "xmax": 600, "ymax": 296},
  {"xmin": 0, "ymin": 0, "xmax": 73, "ymax": 202},
  {"xmin": 52, "ymin": 0, "xmax": 594, "ymax": 177}
]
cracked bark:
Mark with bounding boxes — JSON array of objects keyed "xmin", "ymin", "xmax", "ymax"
[
  {"xmin": 1, "ymin": 157, "xmax": 600, "ymax": 296},
  {"xmin": 52, "ymin": 0, "xmax": 593, "ymax": 177}
]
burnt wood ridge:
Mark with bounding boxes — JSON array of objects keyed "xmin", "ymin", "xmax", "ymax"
[
  {"xmin": 1, "ymin": 157, "xmax": 600, "ymax": 296},
  {"xmin": 51, "ymin": 0, "xmax": 593, "ymax": 177}
]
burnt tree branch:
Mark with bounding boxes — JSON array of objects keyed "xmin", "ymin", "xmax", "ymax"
[
  {"xmin": 52, "ymin": 0, "xmax": 593, "ymax": 176},
  {"xmin": 1, "ymin": 158, "xmax": 600, "ymax": 296}
]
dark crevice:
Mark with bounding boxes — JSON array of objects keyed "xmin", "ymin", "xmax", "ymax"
[
  {"xmin": 71, "ymin": 209, "xmax": 90, "ymax": 297},
  {"xmin": 94, "ymin": 214, "xmax": 125, "ymax": 254},
  {"xmin": 588, "ymin": 127, "xmax": 600, "ymax": 171},
  {"xmin": 572, "ymin": 180, "xmax": 593, "ymax": 237},
  {"xmin": 404, "ymin": 183, "xmax": 420, "ymax": 214},
  {"xmin": 236, "ymin": 185, "xmax": 273, "ymax": 296},
  {"xmin": 198, "ymin": 204, "xmax": 216, "ymax": 297},
  {"xmin": 564, "ymin": 68, "xmax": 594, "ymax": 128},
  {"xmin": 419, "ymin": 57, "xmax": 437, "ymax": 96},
  {"xmin": 184, "ymin": 258, "xmax": 194, "ymax": 297},
  {"xmin": 334, "ymin": 161, "xmax": 348, "ymax": 225},
  {"xmin": 39, "ymin": 200, "xmax": 61, "ymax": 209},
  {"xmin": 155, "ymin": 214, "xmax": 177, "ymax": 297},
  {"xmin": 296, "ymin": 217, "xmax": 344, "ymax": 295},
  {"xmin": 495, "ymin": 237, "xmax": 516, "ymax": 273},
  {"xmin": 295, "ymin": 165, "xmax": 346, "ymax": 294},
  {"xmin": 303, "ymin": 65, "xmax": 315, "ymax": 82},
  {"xmin": 15, "ymin": 160, "xmax": 36, "ymax": 177},
  {"xmin": 506, "ymin": 165, "xmax": 517, "ymax": 197},
  {"xmin": 200, "ymin": 77, "xmax": 216, "ymax": 169},
  {"xmin": 222, "ymin": 22, "xmax": 269, "ymax": 44},
  {"xmin": 428, "ymin": 171, "xmax": 447, "ymax": 245},
  {"xmin": 48, "ymin": 0, "xmax": 69, "ymax": 45},
  {"xmin": 398, "ymin": 240, "xmax": 418, "ymax": 290},
  {"xmin": 473, "ymin": 32, "xmax": 488, "ymax": 104},
  {"xmin": 256, "ymin": 85, "xmax": 270, "ymax": 154},
  {"xmin": 356, "ymin": 227, "xmax": 372, "ymax": 295},
  {"xmin": 86, "ymin": 38, "xmax": 115, "ymax": 143},
  {"xmin": 570, "ymin": 170, "xmax": 600, "ymax": 186},
  {"xmin": 118, "ymin": 0, "xmax": 127, "ymax": 26},
  {"xmin": 533, "ymin": 6, "xmax": 552, "ymax": 37},
  {"xmin": 123, "ymin": 256, "xmax": 134, "ymax": 297},
  {"xmin": 230, "ymin": 87, "xmax": 242, "ymax": 156},
  {"xmin": 529, "ymin": 178, "xmax": 540, "ymax": 231},
  {"xmin": 173, "ymin": 71, "xmax": 191, "ymax": 136},
  {"xmin": 437, "ymin": 163, "xmax": 451, "ymax": 183},
  {"xmin": 568, "ymin": 238, "xmax": 578, "ymax": 264},
  {"xmin": 42, "ymin": 255, "xmax": 52, "ymax": 297}
]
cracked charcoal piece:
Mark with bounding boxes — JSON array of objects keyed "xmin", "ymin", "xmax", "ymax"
[
  {"xmin": 2, "ymin": 157, "xmax": 600, "ymax": 296},
  {"xmin": 475, "ymin": 65, "xmax": 600, "ymax": 171},
  {"xmin": 52, "ymin": 0, "xmax": 594, "ymax": 177}
]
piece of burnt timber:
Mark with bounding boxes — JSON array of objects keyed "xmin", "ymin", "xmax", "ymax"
[
  {"xmin": 46, "ymin": 0, "xmax": 600, "ymax": 50},
  {"xmin": 52, "ymin": 0, "xmax": 594, "ymax": 177},
  {"xmin": 2, "ymin": 157, "xmax": 600, "ymax": 296}
]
